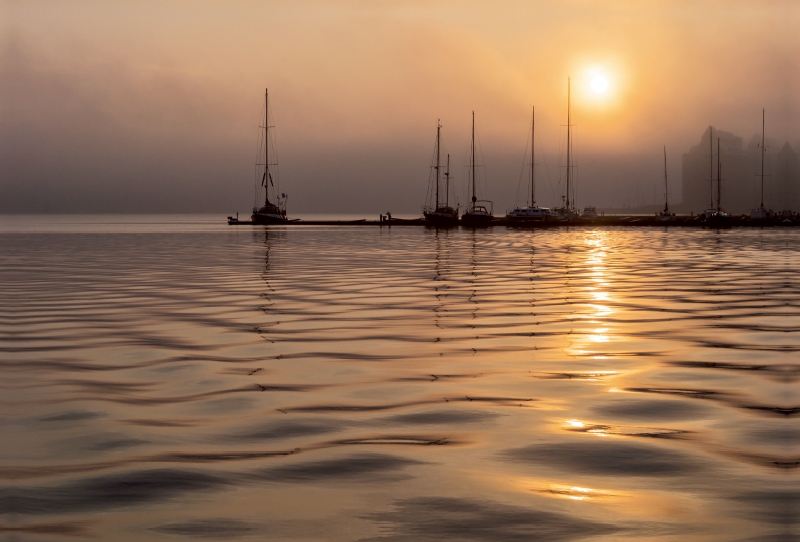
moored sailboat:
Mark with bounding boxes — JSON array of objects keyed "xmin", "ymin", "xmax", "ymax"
[
  {"xmin": 461, "ymin": 111, "xmax": 494, "ymax": 226},
  {"xmin": 251, "ymin": 88, "xmax": 288, "ymax": 224},
  {"xmin": 750, "ymin": 109, "xmax": 774, "ymax": 221},
  {"xmin": 658, "ymin": 146, "xmax": 675, "ymax": 221},
  {"xmin": 700, "ymin": 127, "xmax": 717, "ymax": 220},
  {"xmin": 423, "ymin": 120, "xmax": 459, "ymax": 226},
  {"xmin": 507, "ymin": 106, "xmax": 555, "ymax": 224},
  {"xmin": 553, "ymin": 78, "xmax": 580, "ymax": 221},
  {"xmin": 705, "ymin": 138, "xmax": 731, "ymax": 226}
]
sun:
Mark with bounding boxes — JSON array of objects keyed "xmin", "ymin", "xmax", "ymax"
[{"xmin": 590, "ymin": 75, "xmax": 609, "ymax": 94}]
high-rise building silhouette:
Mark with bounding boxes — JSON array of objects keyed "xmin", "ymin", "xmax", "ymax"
[{"xmin": 682, "ymin": 127, "xmax": 798, "ymax": 213}]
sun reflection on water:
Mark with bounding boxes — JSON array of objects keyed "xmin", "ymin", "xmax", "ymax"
[
  {"xmin": 564, "ymin": 233, "xmax": 618, "ymax": 358},
  {"xmin": 536, "ymin": 483, "xmax": 621, "ymax": 501}
]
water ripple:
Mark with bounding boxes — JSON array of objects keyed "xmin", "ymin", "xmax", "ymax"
[{"xmin": 1, "ymin": 222, "xmax": 797, "ymax": 540}]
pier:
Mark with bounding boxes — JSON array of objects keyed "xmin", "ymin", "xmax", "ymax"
[{"xmin": 227, "ymin": 215, "xmax": 800, "ymax": 227}]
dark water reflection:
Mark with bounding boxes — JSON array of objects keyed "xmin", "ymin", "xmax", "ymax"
[{"xmin": 0, "ymin": 216, "xmax": 798, "ymax": 541}]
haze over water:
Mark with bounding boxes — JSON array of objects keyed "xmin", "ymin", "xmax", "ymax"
[{"xmin": 1, "ymin": 215, "xmax": 798, "ymax": 541}]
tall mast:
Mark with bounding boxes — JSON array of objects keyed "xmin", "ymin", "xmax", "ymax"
[
  {"xmin": 717, "ymin": 138, "xmax": 721, "ymax": 212},
  {"xmin": 531, "ymin": 106, "xmax": 535, "ymax": 206},
  {"xmin": 471, "ymin": 111, "xmax": 476, "ymax": 206},
  {"xmin": 566, "ymin": 77, "xmax": 571, "ymax": 210},
  {"xmin": 663, "ymin": 145, "xmax": 669, "ymax": 214},
  {"xmin": 264, "ymin": 88, "xmax": 270, "ymax": 206},
  {"xmin": 445, "ymin": 154, "xmax": 450, "ymax": 207},
  {"xmin": 760, "ymin": 109, "xmax": 765, "ymax": 209},
  {"xmin": 435, "ymin": 120, "xmax": 441, "ymax": 210},
  {"xmin": 708, "ymin": 126, "xmax": 713, "ymax": 210}
]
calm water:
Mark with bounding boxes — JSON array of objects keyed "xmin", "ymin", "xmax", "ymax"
[{"xmin": 1, "ymin": 215, "xmax": 797, "ymax": 541}]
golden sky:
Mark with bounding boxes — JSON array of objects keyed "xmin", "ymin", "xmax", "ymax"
[{"xmin": 2, "ymin": 0, "xmax": 798, "ymax": 212}]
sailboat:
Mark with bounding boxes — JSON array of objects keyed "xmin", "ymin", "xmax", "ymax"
[
  {"xmin": 701, "ymin": 126, "xmax": 717, "ymax": 220},
  {"xmin": 554, "ymin": 77, "xmax": 580, "ymax": 221},
  {"xmin": 705, "ymin": 138, "xmax": 731, "ymax": 226},
  {"xmin": 251, "ymin": 88, "xmax": 288, "ymax": 224},
  {"xmin": 506, "ymin": 106, "xmax": 554, "ymax": 223},
  {"xmin": 423, "ymin": 120, "xmax": 459, "ymax": 226},
  {"xmin": 750, "ymin": 109, "xmax": 774, "ymax": 220},
  {"xmin": 461, "ymin": 111, "xmax": 494, "ymax": 226},
  {"xmin": 658, "ymin": 146, "xmax": 675, "ymax": 221}
]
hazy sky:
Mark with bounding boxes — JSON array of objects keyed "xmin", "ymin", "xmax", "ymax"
[{"xmin": 2, "ymin": 0, "xmax": 797, "ymax": 213}]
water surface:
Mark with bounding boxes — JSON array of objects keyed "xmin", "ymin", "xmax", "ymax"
[{"xmin": 1, "ymin": 216, "xmax": 797, "ymax": 541}]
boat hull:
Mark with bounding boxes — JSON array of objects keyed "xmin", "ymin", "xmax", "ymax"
[
  {"xmin": 461, "ymin": 213, "xmax": 494, "ymax": 226},
  {"xmin": 252, "ymin": 212, "xmax": 288, "ymax": 224},
  {"xmin": 423, "ymin": 211, "xmax": 459, "ymax": 227},
  {"xmin": 703, "ymin": 213, "xmax": 732, "ymax": 228},
  {"xmin": 553, "ymin": 209, "xmax": 580, "ymax": 221},
  {"xmin": 506, "ymin": 207, "xmax": 554, "ymax": 223},
  {"xmin": 506, "ymin": 216, "xmax": 551, "ymax": 223}
]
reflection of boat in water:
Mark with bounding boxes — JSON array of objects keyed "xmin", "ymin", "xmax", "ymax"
[
  {"xmin": 750, "ymin": 109, "xmax": 774, "ymax": 221},
  {"xmin": 432, "ymin": 228, "xmax": 455, "ymax": 337},
  {"xmin": 461, "ymin": 111, "xmax": 494, "ymax": 226},
  {"xmin": 423, "ymin": 120, "xmax": 459, "ymax": 227},
  {"xmin": 252, "ymin": 88, "xmax": 288, "ymax": 225},
  {"xmin": 507, "ymin": 107, "xmax": 555, "ymax": 224},
  {"xmin": 553, "ymin": 78, "xmax": 580, "ymax": 221},
  {"xmin": 658, "ymin": 146, "xmax": 675, "ymax": 222}
]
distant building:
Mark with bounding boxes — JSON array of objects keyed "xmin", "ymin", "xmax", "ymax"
[
  {"xmin": 681, "ymin": 127, "xmax": 799, "ymax": 213},
  {"xmin": 774, "ymin": 143, "xmax": 799, "ymax": 211}
]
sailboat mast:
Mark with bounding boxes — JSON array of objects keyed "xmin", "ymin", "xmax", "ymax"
[
  {"xmin": 760, "ymin": 108, "xmax": 765, "ymax": 209},
  {"xmin": 445, "ymin": 154, "xmax": 450, "ymax": 207},
  {"xmin": 709, "ymin": 126, "xmax": 713, "ymax": 210},
  {"xmin": 471, "ymin": 111, "xmax": 476, "ymax": 205},
  {"xmin": 566, "ymin": 78, "xmax": 571, "ymax": 210},
  {"xmin": 663, "ymin": 146, "xmax": 669, "ymax": 214},
  {"xmin": 435, "ymin": 120, "xmax": 441, "ymax": 209},
  {"xmin": 717, "ymin": 138, "xmax": 721, "ymax": 211},
  {"xmin": 264, "ymin": 88, "xmax": 270, "ymax": 206},
  {"xmin": 531, "ymin": 106, "xmax": 535, "ymax": 206}
]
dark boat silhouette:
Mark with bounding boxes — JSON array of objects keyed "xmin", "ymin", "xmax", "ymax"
[
  {"xmin": 423, "ymin": 120, "xmax": 459, "ymax": 227},
  {"xmin": 251, "ymin": 88, "xmax": 288, "ymax": 225},
  {"xmin": 507, "ymin": 106, "xmax": 555, "ymax": 224},
  {"xmin": 461, "ymin": 111, "xmax": 494, "ymax": 226}
]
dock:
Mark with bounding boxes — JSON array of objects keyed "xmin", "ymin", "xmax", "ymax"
[{"xmin": 227, "ymin": 215, "xmax": 800, "ymax": 227}]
